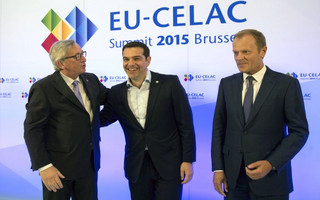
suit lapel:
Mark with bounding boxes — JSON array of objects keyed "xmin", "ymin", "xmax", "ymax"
[
  {"xmin": 246, "ymin": 67, "xmax": 276, "ymax": 126},
  {"xmin": 233, "ymin": 73, "xmax": 245, "ymax": 125},
  {"xmin": 120, "ymin": 82, "xmax": 144, "ymax": 129},
  {"xmin": 80, "ymin": 74, "xmax": 95, "ymax": 110},
  {"xmin": 53, "ymin": 71, "xmax": 86, "ymax": 111},
  {"xmin": 145, "ymin": 72, "xmax": 161, "ymax": 128}
]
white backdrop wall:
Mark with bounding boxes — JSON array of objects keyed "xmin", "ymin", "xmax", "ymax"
[{"xmin": 0, "ymin": 0, "xmax": 319, "ymax": 199}]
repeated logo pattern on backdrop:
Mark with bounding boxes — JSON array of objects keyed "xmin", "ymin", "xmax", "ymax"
[
  {"xmin": 184, "ymin": 74, "xmax": 194, "ymax": 81},
  {"xmin": 41, "ymin": 6, "xmax": 98, "ymax": 52}
]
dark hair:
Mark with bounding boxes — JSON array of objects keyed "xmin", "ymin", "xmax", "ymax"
[
  {"xmin": 234, "ymin": 29, "xmax": 266, "ymax": 51},
  {"xmin": 122, "ymin": 41, "xmax": 150, "ymax": 59}
]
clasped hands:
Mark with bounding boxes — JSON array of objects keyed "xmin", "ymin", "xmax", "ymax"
[{"xmin": 213, "ymin": 160, "xmax": 273, "ymax": 197}]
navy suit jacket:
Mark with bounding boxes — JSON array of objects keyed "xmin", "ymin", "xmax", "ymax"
[
  {"xmin": 211, "ymin": 67, "xmax": 308, "ymax": 195},
  {"xmin": 101, "ymin": 71, "xmax": 196, "ymax": 182},
  {"xmin": 24, "ymin": 71, "xmax": 109, "ymax": 180}
]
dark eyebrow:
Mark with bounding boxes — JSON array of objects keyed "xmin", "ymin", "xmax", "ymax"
[
  {"xmin": 123, "ymin": 56, "xmax": 143, "ymax": 59},
  {"xmin": 133, "ymin": 56, "xmax": 142, "ymax": 58}
]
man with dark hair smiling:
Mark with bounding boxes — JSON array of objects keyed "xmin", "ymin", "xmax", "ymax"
[{"xmin": 101, "ymin": 41, "xmax": 196, "ymax": 200}]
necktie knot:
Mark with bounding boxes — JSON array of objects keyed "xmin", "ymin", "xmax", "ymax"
[
  {"xmin": 247, "ymin": 75, "xmax": 253, "ymax": 80},
  {"xmin": 72, "ymin": 80, "xmax": 79, "ymax": 87},
  {"xmin": 247, "ymin": 76, "xmax": 254, "ymax": 85}
]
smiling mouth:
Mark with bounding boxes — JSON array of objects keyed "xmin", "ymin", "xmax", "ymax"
[{"xmin": 126, "ymin": 68, "xmax": 137, "ymax": 71}]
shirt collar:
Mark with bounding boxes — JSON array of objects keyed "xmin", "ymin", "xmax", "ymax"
[
  {"xmin": 60, "ymin": 71, "xmax": 80, "ymax": 87},
  {"xmin": 243, "ymin": 65, "xmax": 266, "ymax": 83},
  {"xmin": 127, "ymin": 70, "xmax": 151, "ymax": 88}
]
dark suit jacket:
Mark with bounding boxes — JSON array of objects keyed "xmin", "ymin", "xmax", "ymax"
[
  {"xmin": 24, "ymin": 71, "xmax": 109, "ymax": 180},
  {"xmin": 211, "ymin": 67, "xmax": 308, "ymax": 195},
  {"xmin": 101, "ymin": 71, "xmax": 196, "ymax": 182}
]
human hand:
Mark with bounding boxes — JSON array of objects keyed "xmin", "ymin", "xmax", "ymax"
[
  {"xmin": 180, "ymin": 162, "xmax": 193, "ymax": 184},
  {"xmin": 213, "ymin": 171, "xmax": 228, "ymax": 197},
  {"xmin": 40, "ymin": 166, "xmax": 65, "ymax": 192},
  {"xmin": 246, "ymin": 160, "xmax": 272, "ymax": 180}
]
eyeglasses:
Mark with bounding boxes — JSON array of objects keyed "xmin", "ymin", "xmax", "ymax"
[{"xmin": 61, "ymin": 51, "xmax": 86, "ymax": 61}]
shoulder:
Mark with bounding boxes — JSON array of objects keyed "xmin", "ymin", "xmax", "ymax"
[
  {"xmin": 220, "ymin": 72, "xmax": 241, "ymax": 83},
  {"xmin": 151, "ymin": 71, "xmax": 179, "ymax": 82},
  {"xmin": 111, "ymin": 81, "xmax": 127, "ymax": 91},
  {"xmin": 266, "ymin": 67, "xmax": 297, "ymax": 83},
  {"xmin": 81, "ymin": 72, "xmax": 99, "ymax": 81},
  {"xmin": 80, "ymin": 72, "xmax": 104, "ymax": 87},
  {"xmin": 31, "ymin": 72, "xmax": 56, "ymax": 88}
]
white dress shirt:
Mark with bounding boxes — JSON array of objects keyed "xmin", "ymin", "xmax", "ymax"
[
  {"xmin": 60, "ymin": 72, "xmax": 93, "ymax": 122},
  {"xmin": 242, "ymin": 65, "xmax": 267, "ymax": 105},
  {"xmin": 127, "ymin": 70, "xmax": 151, "ymax": 129}
]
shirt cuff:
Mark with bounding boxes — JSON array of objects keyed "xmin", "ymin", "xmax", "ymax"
[{"xmin": 38, "ymin": 163, "xmax": 53, "ymax": 172}]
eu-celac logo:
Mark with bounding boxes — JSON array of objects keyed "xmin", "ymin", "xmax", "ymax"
[
  {"xmin": 286, "ymin": 72, "xmax": 298, "ymax": 78},
  {"xmin": 21, "ymin": 92, "xmax": 29, "ymax": 98},
  {"xmin": 100, "ymin": 76, "xmax": 108, "ymax": 82},
  {"xmin": 41, "ymin": 6, "xmax": 98, "ymax": 52},
  {"xmin": 184, "ymin": 74, "xmax": 194, "ymax": 81}
]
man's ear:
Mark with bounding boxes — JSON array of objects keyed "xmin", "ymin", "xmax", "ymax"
[
  {"xmin": 260, "ymin": 46, "xmax": 267, "ymax": 59},
  {"xmin": 57, "ymin": 60, "xmax": 64, "ymax": 70},
  {"xmin": 146, "ymin": 56, "xmax": 151, "ymax": 67}
]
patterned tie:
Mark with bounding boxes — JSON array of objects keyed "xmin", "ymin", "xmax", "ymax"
[
  {"xmin": 72, "ymin": 80, "xmax": 84, "ymax": 106},
  {"xmin": 243, "ymin": 76, "xmax": 254, "ymax": 122}
]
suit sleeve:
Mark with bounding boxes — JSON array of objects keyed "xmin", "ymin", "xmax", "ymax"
[
  {"xmin": 171, "ymin": 76, "xmax": 196, "ymax": 163},
  {"xmin": 24, "ymin": 83, "xmax": 51, "ymax": 170},
  {"xmin": 94, "ymin": 74, "xmax": 110, "ymax": 106},
  {"xmin": 100, "ymin": 87, "xmax": 118, "ymax": 127},
  {"xmin": 266, "ymin": 78, "xmax": 309, "ymax": 171},
  {"xmin": 211, "ymin": 79, "xmax": 227, "ymax": 171}
]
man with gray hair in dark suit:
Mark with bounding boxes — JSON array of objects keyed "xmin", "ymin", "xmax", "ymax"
[{"xmin": 24, "ymin": 40, "xmax": 109, "ymax": 200}]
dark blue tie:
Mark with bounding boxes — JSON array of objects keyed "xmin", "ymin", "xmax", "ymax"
[
  {"xmin": 243, "ymin": 76, "xmax": 254, "ymax": 122},
  {"xmin": 72, "ymin": 80, "xmax": 84, "ymax": 106}
]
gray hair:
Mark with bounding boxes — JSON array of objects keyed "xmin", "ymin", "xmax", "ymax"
[{"xmin": 49, "ymin": 40, "xmax": 75, "ymax": 71}]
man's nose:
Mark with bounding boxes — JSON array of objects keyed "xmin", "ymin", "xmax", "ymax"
[
  {"xmin": 81, "ymin": 55, "xmax": 86, "ymax": 62},
  {"xmin": 235, "ymin": 53, "xmax": 244, "ymax": 60},
  {"xmin": 128, "ymin": 59, "xmax": 135, "ymax": 65}
]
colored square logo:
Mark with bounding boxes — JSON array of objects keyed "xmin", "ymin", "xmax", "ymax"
[{"xmin": 41, "ymin": 7, "xmax": 98, "ymax": 52}]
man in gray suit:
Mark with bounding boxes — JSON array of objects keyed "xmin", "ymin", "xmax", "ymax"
[
  {"xmin": 24, "ymin": 40, "xmax": 109, "ymax": 200},
  {"xmin": 211, "ymin": 29, "xmax": 309, "ymax": 200}
]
